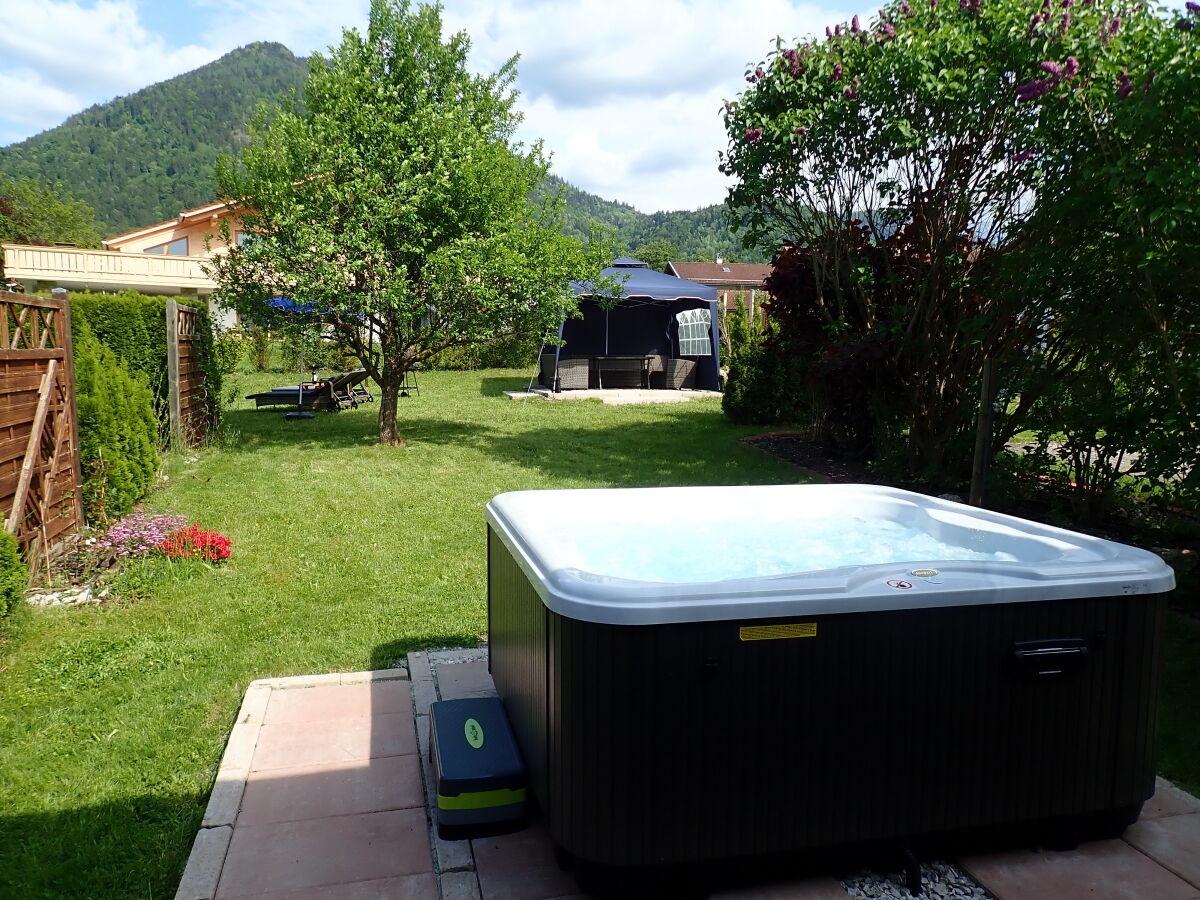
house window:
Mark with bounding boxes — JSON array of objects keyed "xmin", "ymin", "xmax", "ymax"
[
  {"xmin": 676, "ymin": 308, "xmax": 712, "ymax": 356},
  {"xmin": 144, "ymin": 237, "xmax": 188, "ymax": 256}
]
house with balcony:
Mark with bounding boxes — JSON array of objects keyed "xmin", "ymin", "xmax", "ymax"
[{"xmin": 1, "ymin": 200, "xmax": 244, "ymax": 329}]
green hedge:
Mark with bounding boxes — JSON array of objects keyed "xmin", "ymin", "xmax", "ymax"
[
  {"xmin": 73, "ymin": 321, "xmax": 159, "ymax": 522},
  {"xmin": 68, "ymin": 290, "xmax": 223, "ymax": 441},
  {"xmin": 0, "ymin": 530, "xmax": 28, "ymax": 619}
]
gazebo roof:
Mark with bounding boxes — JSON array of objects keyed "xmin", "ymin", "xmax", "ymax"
[{"xmin": 571, "ymin": 259, "xmax": 717, "ymax": 303}]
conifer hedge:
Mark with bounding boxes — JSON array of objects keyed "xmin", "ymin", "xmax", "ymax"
[
  {"xmin": 0, "ymin": 530, "xmax": 27, "ymax": 619},
  {"xmin": 68, "ymin": 291, "xmax": 223, "ymax": 435},
  {"xmin": 72, "ymin": 320, "xmax": 159, "ymax": 522}
]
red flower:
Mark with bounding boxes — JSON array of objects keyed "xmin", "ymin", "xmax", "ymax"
[{"xmin": 160, "ymin": 524, "xmax": 233, "ymax": 562}]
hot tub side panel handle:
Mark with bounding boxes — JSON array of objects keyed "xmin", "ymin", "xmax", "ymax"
[{"xmin": 1011, "ymin": 638, "xmax": 1090, "ymax": 677}]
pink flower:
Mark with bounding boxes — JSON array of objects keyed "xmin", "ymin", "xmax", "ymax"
[{"xmin": 744, "ymin": 128, "xmax": 763, "ymax": 143}]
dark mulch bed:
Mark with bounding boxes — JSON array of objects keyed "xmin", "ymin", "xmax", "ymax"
[{"xmin": 742, "ymin": 433, "xmax": 889, "ymax": 488}]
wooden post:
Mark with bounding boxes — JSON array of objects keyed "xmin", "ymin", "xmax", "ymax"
[
  {"xmin": 969, "ymin": 358, "xmax": 998, "ymax": 507},
  {"xmin": 166, "ymin": 297, "xmax": 182, "ymax": 447},
  {"xmin": 57, "ymin": 295, "xmax": 86, "ymax": 529}
]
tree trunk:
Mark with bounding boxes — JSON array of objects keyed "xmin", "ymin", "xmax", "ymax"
[{"xmin": 377, "ymin": 368, "xmax": 405, "ymax": 447}]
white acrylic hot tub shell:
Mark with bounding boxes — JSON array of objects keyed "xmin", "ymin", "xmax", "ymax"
[{"xmin": 484, "ymin": 484, "xmax": 1175, "ymax": 625}]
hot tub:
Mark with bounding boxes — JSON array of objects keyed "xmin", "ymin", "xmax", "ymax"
[{"xmin": 485, "ymin": 484, "xmax": 1174, "ymax": 871}]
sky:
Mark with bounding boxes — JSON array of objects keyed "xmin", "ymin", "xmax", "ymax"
[{"xmin": 0, "ymin": 0, "xmax": 865, "ymax": 214}]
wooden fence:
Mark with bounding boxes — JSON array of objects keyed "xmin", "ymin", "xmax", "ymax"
[
  {"xmin": 166, "ymin": 298, "xmax": 211, "ymax": 446},
  {"xmin": 0, "ymin": 290, "xmax": 84, "ymax": 571}
]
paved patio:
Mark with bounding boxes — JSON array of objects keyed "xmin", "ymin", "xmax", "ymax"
[
  {"xmin": 175, "ymin": 652, "xmax": 1200, "ymax": 900},
  {"xmin": 504, "ymin": 387, "xmax": 722, "ymax": 405}
]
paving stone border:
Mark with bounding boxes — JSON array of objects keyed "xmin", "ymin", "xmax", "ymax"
[{"xmin": 173, "ymin": 666, "xmax": 410, "ymax": 900}]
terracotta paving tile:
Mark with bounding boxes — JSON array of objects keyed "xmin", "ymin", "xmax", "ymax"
[
  {"xmin": 472, "ymin": 822, "xmax": 581, "ymax": 900},
  {"xmin": 215, "ymin": 807, "xmax": 432, "ymax": 899},
  {"xmin": 228, "ymin": 872, "xmax": 439, "ymax": 899},
  {"xmin": 435, "ymin": 661, "xmax": 497, "ymax": 701},
  {"xmin": 237, "ymin": 755, "xmax": 426, "ymax": 826},
  {"xmin": 1143, "ymin": 779, "xmax": 1200, "ymax": 820},
  {"xmin": 252, "ymin": 714, "xmax": 417, "ymax": 771},
  {"xmin": 960, "ymin": 839, "xmax": 1199, "ymax": 900},
  {"xmin": 710, "ymin": 876, "xmax": 851, "ymax": 899},
  {"xmin": 1125, "ymin": 813, "xmax": 1200, "ymax": 889},
  {"xmin": 265, "ymin": 682, "xmax": 413, "ymax": 725}
]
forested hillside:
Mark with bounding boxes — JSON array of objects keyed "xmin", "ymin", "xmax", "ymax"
[
  {"xmin": 0, "ymin": 42, "xmax": 764, "ymax": 260},
  {"xmin": 0, "ymin": 43, "xmax": 308, "ymax": 234}
]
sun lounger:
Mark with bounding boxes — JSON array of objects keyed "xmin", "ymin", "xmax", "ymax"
[{"xmin": 246, "ymin": 369, "xmax": 371, "ymax": 411}]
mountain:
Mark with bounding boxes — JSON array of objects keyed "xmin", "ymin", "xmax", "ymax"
[
  {"xmin": 0, "ymin": 42, "xmax": 309, "ymax": 235},
  {"xmin": 541, "ymin": 176, "xmax": 762, "ymax": 263},
  {"xmin": 0, "ymin": 43, "xmax": 765, "ymax": 261}
]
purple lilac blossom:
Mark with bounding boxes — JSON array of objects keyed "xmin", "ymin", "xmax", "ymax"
[
  {"xmin": 1016, "ymin": 78, "xmax": 1055, "ymax": 102},
  {"xmin": 1188, "ymin": 1, "xmax": 1200, "ymax": 12},
  {"xmin": 1060, "ymin": 12, "xmax": 1071, "ymax": 32},
  {"xmin": 1039, "ymin": 60, "xmax": 1063, "ymax": 78},
  {"xmin": 883, "ymin": 21, "xmax": 897, "ymax": 37},
  {"xmin": 902, "ymin": 0, "xmax": 913, "ymax": 14},
  {"xmin": 833, "ymin": 63, "xmax": 844, "ymax": 80},
  {"xmin": 852, "ymin": 14, "xmax": 861, "ymax": 31},
  {"xmin": 844, "ymin": 86, "xmax": 858, "ymax": 98},
  {"xmin": 1064, "ymin": 56, "xmax": 1080, "ymax": 78},
  {"xmin": 1010, "ymin": 150, "xmax": 1039, "ymax": 162},
  {"xmin": 745, "ymin": 128, "xmax": 763, "ymax": 143},
  {"xmin": 1116, "ymin": 72, "xmax": 1134, "ymax": 98},
  {"xmin": 827, "ymin": 25, "xmax": 834, "ymax": 37},
  {"xmin": 795, "ymin": 126, "xmax": 809, "ymax": 135}
]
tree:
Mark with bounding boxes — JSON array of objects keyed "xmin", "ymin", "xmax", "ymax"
[
  {"xmin": 720, "ymin": 0, "xmax": 1198, "ymax": 486},
  {"xmin": 630, "ymin": 239, "xmax": 682, "ymax": 272},
  {"xmin": 0, "ymin": 176, "xmax": 101, "ymax": 250},
  {"xmin": 211, "ymin": 0, "xmax": 611, "ymax": 445}
]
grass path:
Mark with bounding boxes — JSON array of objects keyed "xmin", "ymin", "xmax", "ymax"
[{"xmin": 0, "ymin": 370, "xmax": 808, "ymax": 898}]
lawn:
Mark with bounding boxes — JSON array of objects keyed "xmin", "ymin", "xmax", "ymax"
[
  {"xmin": 0, "ymin": 370, "xmax": 808, "ymax": 899},
  {"xmin": 1, "ymin": 369, "xmax": 1196, "ymax": 899}
]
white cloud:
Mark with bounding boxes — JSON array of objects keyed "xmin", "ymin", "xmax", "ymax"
[
  {"xmin": 440, "ymin": 0, "xmax": 856, "ymax": 211},
  {"xmin": 0, "ymin": 0, "xmax": 865, "ymax": 213}
]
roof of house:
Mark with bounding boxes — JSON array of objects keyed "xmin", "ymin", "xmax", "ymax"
[
  {"xmin": 103, "ymin": 200, "xmax": 234, "ymax": 248},
  {"xmin": 666, "ymin": 261, "xmax": 771, "ymax": 287}
]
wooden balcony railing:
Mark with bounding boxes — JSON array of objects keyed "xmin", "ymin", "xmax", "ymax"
[{"xmin": 2, "ymin": 244, "xmax": 217, "ymax": 292}]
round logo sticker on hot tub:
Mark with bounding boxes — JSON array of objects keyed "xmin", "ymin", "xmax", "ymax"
[
  {"xmin": 911, "ymin": 568, "xmax": 939, "ymax": 578},
  {"xmin": 886, "ymin": 579, "xmax": 913, "ymax": 590},
  {"xmin": 464, "ymin": 717, "xmax": 485, "ymax": 749}
]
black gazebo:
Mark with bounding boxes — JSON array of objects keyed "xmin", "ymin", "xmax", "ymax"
[{"xmin": 537, "ymin": 258, "xmax": 722, "ymax": 391}]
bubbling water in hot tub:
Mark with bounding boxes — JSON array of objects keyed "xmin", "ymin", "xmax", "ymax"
[{"xmin": 572, "ymin": 515, "xmax": 1020, "ymax": 584}]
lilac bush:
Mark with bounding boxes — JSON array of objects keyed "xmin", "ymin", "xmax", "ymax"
[{"xmin": 96, "ymin": 511, "xmax": 189, "ymax": 559}]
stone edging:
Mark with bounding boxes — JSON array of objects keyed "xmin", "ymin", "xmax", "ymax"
[{"xmin": 172, "ymin": 667, "xmax": 409, "ymax": 900}]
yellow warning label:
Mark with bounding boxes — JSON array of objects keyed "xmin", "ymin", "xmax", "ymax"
[{"xmin": 739, "ymin": 622, "xmax": 818, "ymax": 641}]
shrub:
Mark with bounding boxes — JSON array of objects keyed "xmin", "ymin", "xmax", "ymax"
[
  {"xmin": 68, "ymin": 290, "xmax": 223, "ymax": 441},
  {"xmin": 427, "ymin": 332, "xmax": 543, "ymax": 370},
  {"xmin": 212, "ymin": 332, "xmax": 243, "ymax": 375},
  {"xmin": 721, "ymin": 338, "xmax": 811, "ymax": 428},
  {"xmin": 73, "ymin": 323, "xmax": 159, "ymax": 523},
  {"xmin": 248, "ymin": 326, "xmax": 272, "ymax": 371},
  {"xmin": 0, "ymin": 530, "xmax": 28, "ymax": 619}
]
